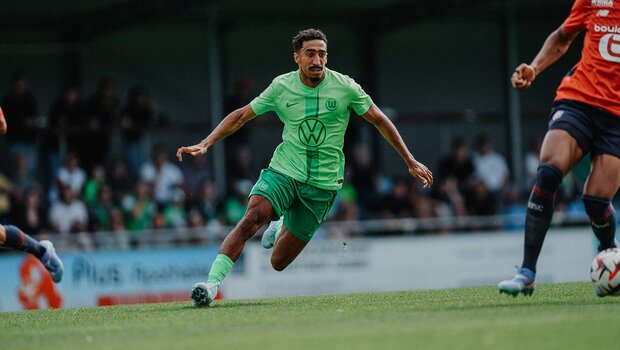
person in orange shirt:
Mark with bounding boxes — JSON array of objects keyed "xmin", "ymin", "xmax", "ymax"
[
  {"xmin": 499, "ymin": 0, "xmax": 620, "ymax": 297},
  {"xmin": 0, "ymin": 106, "xmax": 64, "ymax": 283}
]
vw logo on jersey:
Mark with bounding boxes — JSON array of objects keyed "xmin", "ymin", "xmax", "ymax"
[
  {"xmin": 298, "ymin": 118, "xmax": 327, "ymax": 147},
  {"xmin": 599, "ymin": 33, "xmax": 620, "ymax": 63},
  {"xmin": 325, "ymin": 98, "xmax": 338, "ymax": 111}
]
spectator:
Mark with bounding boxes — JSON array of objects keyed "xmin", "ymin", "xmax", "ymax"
[
  {"xmin": 89, "ymin": 185, "xmax": 115, "ymax": 231},
  {"xmin": 108, "ymin": 208, "xmax": 126, "ymax": 232},
  {"xmin": 433, "ymin": 137, "xmax": 476, "ymax": 217},
  {"xmin": 466, "ymin": 179, "xmax": 497, "ymax": 216},
  {"xmin": 53, "ymin": 152, "xmax": 87, "ymax": 202},
  {"xmin": 223, "ymin": 179, "xmax": 252, "ymax": 225},
  {"xmin": 0, "ymin": 171, "xmax": 16, "ymax": 222},
  {"xmin": 140, "ymin": 144, "xmax": 184, "ymax": 206},
  {"xmin": 435, "ymin": 137, "xmax": 476, "ymax": 194},
  {"xmin": 186, "ymin": 208, "xmax": 206, "ymax": 245},
  {"xmin": 472, "ymin": 133, "xmax": 509, "ymax": 208},
  {"xmin": 84, "ymin": 77, "xmax": 119, "ymax": 170},
  {"xmin": 122, "ymin": 85, "xmax": 158, "ymax": 174},
  {"xmin": 181, "ymin": 154, "xmax": 210, "ymax": 204},
  {"xmin": 48, "ymin": 83, "xmax": 84, "ymax": 130},
  {"xmin": 95, "ymin": 207, "xmax": 129, "ymax": 250},
  {"xmin": 163, "ymin": 189, "xmax": 188, "ymax": 228},
  {"xmin": 83, "ymin": 164, "xmax": 106, "ymax": 205},
  {"xmin": 348, "ymin": 143, "xmax": 379, "ymax": 217},
  {"xmin": 375, "ymin": 176, "xmax": 413, "ymax": 219},
  {"xmin": 523, "ymin": 136, "xmax": 543, "ymax": 192},
  {"xmin": 196, "ymin": 179, "xmax": 223, "ymax": 225},
  {"xmin": 2, "ymin": 71, "xmax": 39, "ymax": 174},
  {"xmin": 436, "ymin": 176, "xmax": 469, "ymax": 217},
  {"xmin": 226, "ymin": 144, "xmax": 254, "ymax": 195},
  {"xmin": 188, "ymin": 208, "xmax": 205, "ymax": 229},
  {"xmin": 151, "ymin": 210, "xmax": 167, "ymax": 230},
  {"xmin": 224, "ymin": 78, "xmax": 254, "ymax": 178},
  {"xmin": 408, "ymin": 181, "xmax": 437, "ymax": 219},
  {"xmin": 49, "ymin": 183, "xmax": 88, "ymax": 234},
  {"xmin": 328, "ymin": 170, "xmax": 360, "ymax": 222},
  {"xmin": 108, "ymin": 158, "xmax": 135, "ymax": 204},
  {"xmin": 47, "ymin": 82, "xmax": 86, "ymax": 175},
  {"xmin": 13, "ymin": 186, "xmax": 48, "ymax": 236},
  {"xmin": 122, "ymin": 180, "xmax": 156, "ymax": 232},
  {"xmin": 9, "ymin": 151, "xmax": 36, "ymax": 199}
]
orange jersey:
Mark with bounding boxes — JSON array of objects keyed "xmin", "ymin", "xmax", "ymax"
[{"xmin": 556, "ymin": 0, "xmax": 620, "ymax": 116}]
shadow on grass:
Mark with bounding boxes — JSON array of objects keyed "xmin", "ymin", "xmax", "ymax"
[{"xmin": 180, "ymin": 300, "xmax": 280, "ymax": 311}]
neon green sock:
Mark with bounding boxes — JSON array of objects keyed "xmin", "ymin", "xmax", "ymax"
[{"xmin": 207, "ymin": 254, "xmax": 234, "ymax": 283}]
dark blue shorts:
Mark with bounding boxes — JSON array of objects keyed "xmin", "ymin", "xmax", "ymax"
[{"xmin": 548, "ymin": 99, "xmax": 620, "ymax": 159}]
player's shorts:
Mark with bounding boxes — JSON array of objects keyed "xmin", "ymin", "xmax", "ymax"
[
  {"xmin": 548, "ymin": 99, "xmax": 620, "ymax": 159},
  {"xmin": 249, "ymin": 167, "xmax": 337, "ymax": 243}
]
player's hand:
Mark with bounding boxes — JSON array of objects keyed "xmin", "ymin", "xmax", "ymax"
[
  {"xmin": 511, "ymin": 63, "xmax": 536, "ymax": 90},
  {"xmin": 408, "ymin": 160, "xmax": 433, "ymax": 188},
  {"xmin": 176, "ymin": 144, "xmax": 208, "ymax": 161}
]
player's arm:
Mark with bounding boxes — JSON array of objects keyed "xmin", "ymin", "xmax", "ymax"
[
  {"xmin": 512, "ymin": 25, "xmax": 580, "ymax": 90},
  {"xmin": 176, "ymin": 103, "xmax": 257, "ymax": 161},
  {"xmin": 0, "ymin": 107, "xmax": 6, "ymax": 135},
  {"xmin": 361, "ymin": 104, "xmax": 433, "ymax": 187}
]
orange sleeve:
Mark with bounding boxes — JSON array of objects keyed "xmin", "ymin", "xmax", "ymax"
[{"xmin": 563, "ymin": 0, "xmax": 587, "ymax": 35}]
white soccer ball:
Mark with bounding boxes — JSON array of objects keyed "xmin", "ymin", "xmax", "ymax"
[{"xmin": 590, "ymin": 247, "xmax": 620, "ymax": 297}]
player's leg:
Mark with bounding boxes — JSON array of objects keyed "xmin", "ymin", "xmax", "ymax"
[
  {"xmin": 582, "ymin": 155, "xmax": 620, "ymax": 251},
  {"xmin": 269, "ymin": 184, "xmax": 337, "ymax": 271},
  {"xmin": 499, "ymin": 129, "xmax": 584, "ymax": 296},
  {"xmin": 192, "ymin": 194, "xmax": 275, "ymax": 307},
  {"xmin": 192, "ymin": 168, "xmax": 298, "ymax": 307},
  {"xmin": 0, "ymin": 224, "xmax": 64, "ymax": 282},
  {"xmin": 0, "ymin": 224, "xmax": 44, "ymax": 256},
  {"xmin": 522, "ymin": 130, "xmax": 584, "ymax": 270},
  {"xmin": 218, "ymin": 195, "xmax": 275, "ymax": 262},
  {"xmin": 270, "ymin": 224, "xmax": 307, "ymax": 271}
]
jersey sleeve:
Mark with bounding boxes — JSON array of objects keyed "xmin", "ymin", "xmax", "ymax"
[
  {"xmin": 250, "ymin": 80, "xmax": 279, "ymax": 115},
  {"xmin": 563, "ymin": 0, "xmax": 587, "ymax": 35},
  {"xmin": 348, "ymin": 81, "xmax": 373, "ymax": 116}
]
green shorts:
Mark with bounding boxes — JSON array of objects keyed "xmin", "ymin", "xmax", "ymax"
[{"xmin": 250, "ymin": 168, "xmax": 337, "ymax": 243}]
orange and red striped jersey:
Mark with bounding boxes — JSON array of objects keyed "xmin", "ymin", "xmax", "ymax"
[{"xmin": 556, "ymin": 0, "xmax": 620, "ymax": 116}]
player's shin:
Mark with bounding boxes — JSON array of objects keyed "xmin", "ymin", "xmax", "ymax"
[
  {"xmin": 1, "ymin": 225, "xmax": 46, "ymax": 258},
  {"xmin": 583, "ymin": 195, "xmax": 618, "ymax": 251},
  {"xmin": 207, "ymin": 254, "xmax": 234, "ymax": 283},
  {"xmin": 522, "ymin": 164, "xmax": 562, "ymax": 272}
]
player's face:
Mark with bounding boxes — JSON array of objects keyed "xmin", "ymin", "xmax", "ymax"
[{"xmin": 294, "ymin": 39, "xmax": 328, "ymax": 85}]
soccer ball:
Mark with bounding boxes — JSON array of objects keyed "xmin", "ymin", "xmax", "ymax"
[{"xmin": 590, "ymin": 247, "xmax": 620, "ymax": 297}]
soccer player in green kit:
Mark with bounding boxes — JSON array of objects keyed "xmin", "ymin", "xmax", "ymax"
[{"xmin": 177, "ymin": 29, "xmax": 433, "ymax": 307}]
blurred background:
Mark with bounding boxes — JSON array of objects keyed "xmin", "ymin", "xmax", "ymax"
[{"xmin": 0, "ymin": 0, "xmax": 605, "ymax": 310}]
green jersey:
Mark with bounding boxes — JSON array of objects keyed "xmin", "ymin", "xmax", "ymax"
[{"xmin": 250, "ymin": 68, "xmax": 373, "ymax": 190}]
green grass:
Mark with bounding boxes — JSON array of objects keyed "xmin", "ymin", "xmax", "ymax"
[{"xmin": 2, "ymin": 282, "xmax": 620, "ymax": 350}]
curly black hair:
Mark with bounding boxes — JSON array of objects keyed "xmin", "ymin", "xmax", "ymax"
[{"xmin": 292, "ymin": 29, "xmax": 328, "ymax": 52}]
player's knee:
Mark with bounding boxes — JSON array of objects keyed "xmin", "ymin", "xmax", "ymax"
[
  {"xmin": 270, "ymin": 256, "xmax": 289, "ymax": 272},
  {"xmin": 535, "ymin": 164, "xmax": 562, "ymax": 191},
  {"xmin": 239, "ymin": 209, "xmax": 269, "ymax": 233},
  {"xmin": 583, "ymin": 195, "xmax": 613, "ymax": 222}
]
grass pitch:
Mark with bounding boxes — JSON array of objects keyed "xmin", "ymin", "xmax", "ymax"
[{"xmin": 2, "ymin": 282, "xmax": 620, "ymax": 350}]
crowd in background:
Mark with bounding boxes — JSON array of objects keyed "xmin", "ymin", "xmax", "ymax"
[{"xmin": 0, "ymin": 71, "xmax": 598, "ymax": 244}]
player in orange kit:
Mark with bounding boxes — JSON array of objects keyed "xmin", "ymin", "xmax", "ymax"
[
  {"xmin": 0, "ymin": 106, "xmax": 64, "ymax": 283},
  {"xmin": 499, "ymin": 0, "xmax": 620, "ymax": 296}
]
